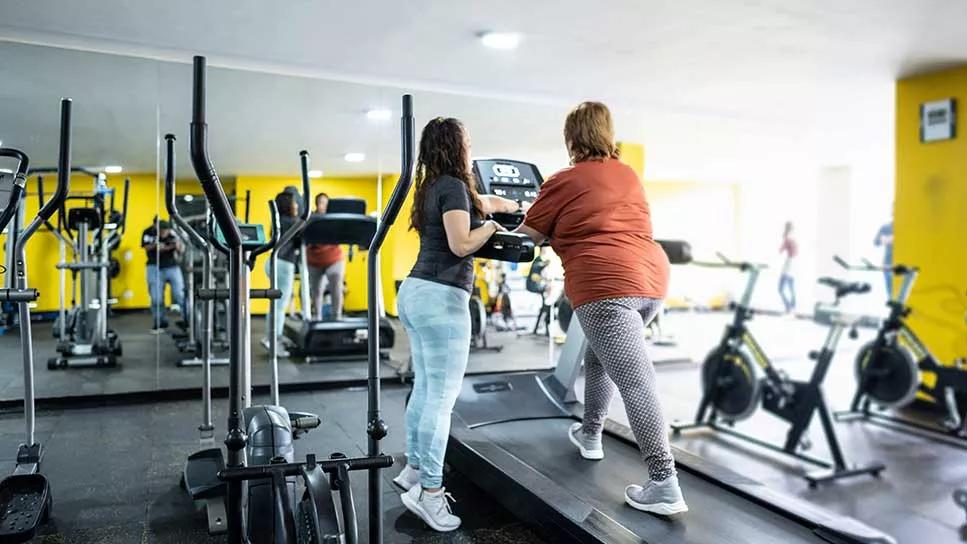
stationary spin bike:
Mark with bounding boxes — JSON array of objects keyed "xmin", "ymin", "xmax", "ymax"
[
  {"xmin": 672, "ymin": 253, "xmax": 885, "ymax": 486},
  {"xmin": 832, "ymin": 256, "xmax": 967, "ymax": 441}
]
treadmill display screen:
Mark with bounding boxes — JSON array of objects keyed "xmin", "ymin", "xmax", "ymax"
[{"xmin": 473, "ymin": 159, "xmax": 542, "ymax": 203}]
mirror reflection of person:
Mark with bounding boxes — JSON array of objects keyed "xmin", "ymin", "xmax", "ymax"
[
  {"xmin": 778, "ymin": 221, "xmax": 798, "ymax": 314},
  {"xmin": 392, "ymin": 117, "xmax": 520, "ymax": 532},
  {"xmin": 874, "ymin": 218, "xmax": 894, "ymax": 298},
  {"xmin": 142, "ymin": 217, "xmax": 186, "ymax": 333},
  {"xmin": 515, "ymin": 102, "xmax": 687, "ymax": 516},
  {"xmin": 305, "ymin": 193, "xmax": 346, "ymax": 321},
  {"xmin": 261, "ymin": 192, "xmax": 300, "ymax": 357}
]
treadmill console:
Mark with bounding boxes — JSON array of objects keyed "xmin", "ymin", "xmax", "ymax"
[
  {"xmin": 472, "ymin": 159, "xmax": 543, "ymax": 263},
  {"xmin": 473, "ymin": 159, "xmax": 542, "ymax": 211}
]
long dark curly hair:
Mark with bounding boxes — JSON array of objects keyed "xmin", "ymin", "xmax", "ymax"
[{"xmin": 409, "ymin": 117, "xmax": 483, "ymax": 233}]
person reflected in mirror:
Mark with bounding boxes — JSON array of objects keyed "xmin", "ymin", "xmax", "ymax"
[
  {"xmin": 515, "ymin": 102, "xmax": 687, "ymax": 516},
  {"xmin": 142, "ymin": 217, "xmax": 187, "ymax": 334},
  {"xmin": 778, "ymin": 221, "xmax": 798, "ymax": 315},
  {"xmin": 305, "ymin": 192, "xmax": 346, "ymax": 321},
  {"xmin": 394, "ymin": 117, "xmax": 519, "ymax": 532},
  {"xmin": 260, "ymin": 192, "xmax": 300, "ymax": 357},
  {"xmin": 874, "ymin": 215, "xmax": 894, "ymax": 298}
]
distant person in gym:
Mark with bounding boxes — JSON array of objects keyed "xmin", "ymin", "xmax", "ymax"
[
  {"xmin": 305, "ymin": 193, "xmax": 345, "ymax": 321},
  {"xmin": 260, "ymin": 191, "xmax": 301, "ymax": 357},
  {"xmin": 142, "ymin": 218, "xmax": 186, "ymax": 333},
  {"xmin": 394, "ymin": 117, "xmax": 522, "ymax": 531},
  {"xmin": 874, "ymin": 218, "xmax": 894, "ymax": 298},
  {"xmin": 778, "ymin": 221, "xmax": 798, "ymax": 314},
  {"xmin": 515, "ymin": 101, "xmax": 688, "ymax": 516}
]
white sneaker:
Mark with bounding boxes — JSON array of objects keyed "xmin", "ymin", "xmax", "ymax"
[
  {"xmin": 568, "ymin": 422, "xmax": 604, "ymax": 460},
  {"xmin": 393, "ymin": 464, "xmax": 420, "ymax": 491},
  {"xmin": 400, "ymin": 485, "xmax": 461, "ymax": 532},
  {"xmin": 625, "ymin": 475, "xmax": 688, "ymax": 516}
]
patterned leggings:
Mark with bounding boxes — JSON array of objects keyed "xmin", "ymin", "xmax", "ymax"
[{"xmin": 575, "ymin": 297, "xmax": 676, "ymax": 481}]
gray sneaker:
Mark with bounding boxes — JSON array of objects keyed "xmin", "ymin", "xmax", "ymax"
[
  {"xmin": 625, "ymin": 475, "xmax": 688, "ymax": 516},
  {"xmin": 568, "ymin": 422, "xmax": 604, "ymax": 460}
]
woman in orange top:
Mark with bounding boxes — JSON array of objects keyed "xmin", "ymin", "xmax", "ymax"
[{"xmin": 516, "ymin": 102, "xmax": 687, "ymax": 516}]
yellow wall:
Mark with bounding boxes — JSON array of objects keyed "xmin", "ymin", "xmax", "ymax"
[
  {"xmin": 0, "ymin": 172, "xmax": 160, "ymax": 313},
  {"xmin": 895, "ymin": 67, "xmax": 967, "ymax": 376}
]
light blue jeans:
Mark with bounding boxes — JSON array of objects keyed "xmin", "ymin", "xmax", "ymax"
[
  {"xmin": 264, "ymin": 259, "xmax": 296, "ymax": 340},
  {"xmin": 147, "ymin": 264, "xmax": 186, "ymax": 328},
  {"xmin": 397, "ymin": 277, "xmax": 471, "ymax": 489}
]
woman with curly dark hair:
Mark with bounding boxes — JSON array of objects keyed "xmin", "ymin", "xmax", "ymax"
[{"xmin": 393, "ymin": 117, "xmax": 520, "ymax": 531}]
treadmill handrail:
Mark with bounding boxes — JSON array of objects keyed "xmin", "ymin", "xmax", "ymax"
[
  {"xmin": 189, "ymin": 55, "xmax": 241, "ymax": 249},
  {"xmin": 164, "ymin": 134, "xmax": 208, "ymax": 251}
]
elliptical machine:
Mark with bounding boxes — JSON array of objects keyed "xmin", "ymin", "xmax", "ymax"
[
  {"xmin": 0, "ymin": 98, "xmax": 71, "ymax": 543},
  {"xmin": 47, "ymin": 169, "xmax": 127, "ymax": 369},
  {"xmin": 185, "ymin": 55, "xmax": 406, "ymax": 544}
]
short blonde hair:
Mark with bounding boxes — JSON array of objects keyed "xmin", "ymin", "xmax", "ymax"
[{"xmin": 564, "ymin": 101, "xmax": 620, "ymax": 163}]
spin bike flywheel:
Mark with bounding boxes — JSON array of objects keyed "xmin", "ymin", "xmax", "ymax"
[
  {"xmin": 854, "ymin": 340, "xmax": 920, "ymax": 407},
  {"xmin": 701, "ymin": 346, "xmax": 761, "ymax": 421}
]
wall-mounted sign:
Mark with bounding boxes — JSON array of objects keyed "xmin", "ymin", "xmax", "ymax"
[{"xmin": 920, "ymin": 98, "xmax": 956, "ymax": 143}]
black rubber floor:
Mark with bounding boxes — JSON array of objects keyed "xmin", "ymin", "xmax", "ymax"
[{"xmin": 0, "ymin": 386, "xmax": 544, "ymax": 543}]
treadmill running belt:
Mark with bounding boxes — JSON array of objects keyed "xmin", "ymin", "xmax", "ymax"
[{"xmin": 469, "ymin": 418, "xmax": 825, "ymax": 543}]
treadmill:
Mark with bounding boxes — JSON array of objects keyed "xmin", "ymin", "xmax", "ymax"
[
  {"xmin": 447, "ymin": 159, "xmax": 895, "ymax": 544},
  {"xmin": 284, "ymin": 197, "xmax": 395, "ymax": 361}
]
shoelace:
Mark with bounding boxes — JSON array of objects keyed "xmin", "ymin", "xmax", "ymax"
[{"xmin": 422, "ymin": 489, "xmax": 457, "ymax": 516}]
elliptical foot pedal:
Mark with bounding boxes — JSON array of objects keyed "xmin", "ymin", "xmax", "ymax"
[{"xmin": 0, "ymin": 474, "xmax": 52, "ymax": 543}]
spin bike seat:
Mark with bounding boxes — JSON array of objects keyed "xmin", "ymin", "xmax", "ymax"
[{"xmin": 818, "ymin": 277, "xmax": 870, "ymax": 299}]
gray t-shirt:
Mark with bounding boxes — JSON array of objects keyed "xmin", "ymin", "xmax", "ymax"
[{"xmin": 408, "ymin": 176, "xmax": 483, "ymax": 293}]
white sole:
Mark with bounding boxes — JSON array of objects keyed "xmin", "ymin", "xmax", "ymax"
[
  {"xmin": 400, "ymin": 491, "xmax": 461, "ymax": 532},
  {"xmin": 624, "ymin": 495, "xmax": 689, "ymax": 516},
  {"xmin": 568, "ymin": 424, "xmax": 604, "ymax": 460}
]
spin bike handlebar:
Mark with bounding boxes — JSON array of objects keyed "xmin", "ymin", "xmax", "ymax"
[{"xmin": 833, "ymin": 255, "xmax": 919, "ymax": 276}]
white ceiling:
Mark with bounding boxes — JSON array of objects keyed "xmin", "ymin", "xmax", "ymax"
[{"xmin": 1, "ymin": 0, "xmax": 965, "ymax": 181}]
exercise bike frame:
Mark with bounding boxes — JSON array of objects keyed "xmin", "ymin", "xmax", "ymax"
[
  {"xmin": 671, "ymin": 255, "xmax": 885, "ymax": 486},
  {"xmin": 833, "ymin": 259, "xmax": 967, "ymax": 444}
]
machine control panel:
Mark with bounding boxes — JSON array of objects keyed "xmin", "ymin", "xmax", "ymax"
[{"xmin": 473, "ymin": 159, "xmax": 542, "ymax": 204}]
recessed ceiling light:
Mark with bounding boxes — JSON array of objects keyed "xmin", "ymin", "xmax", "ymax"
[
  {"xmin": 344, "ymin": 153, "xmax": 365, "ymax": 163},
  {"xmin": 479, "ymin": 31, "xmax": 521, "ymax": 50},
  {"xmin": 183, "ymin": 194, "xmax": 195, "ymax": 202},
  {"xmin": 366, "ymin": 109, "xmax": 392, "ymax": 121},
  {"xmin": 104, "ymin": 165, "xmax": 123, "ymax": 174},
  {"xmin": 308, "ymin": 169, "xmax": 323, "ymax": 178}
]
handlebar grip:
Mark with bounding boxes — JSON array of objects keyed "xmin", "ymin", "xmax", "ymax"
[
  {"xmin": 0, "ymin": 289, "xmax": 39, "ymax": 302},
  {"xmin": 291, "ymin": 415, "xmax": 321, "ymax": 430},
  {"xmin": 56, "ymin": 262, "xmax": 108, "ymax": 270},
  {"xmin": 250, "ymin": 289, "xmax": 282, "ymax": 300}
]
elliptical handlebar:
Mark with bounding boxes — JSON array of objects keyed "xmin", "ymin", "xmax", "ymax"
[
  {"xmin": 251, "ymin": 200, "xmax": 281, "ymax": 267},
  {"xmin": 17, "ymin": 99, "xmax": 72, "ymax": 261},
  {"xmin": 164, "ymin": 134, "xmax": 208, "ymax": 251},
  {"xmin": 265, "ymin": 150, "xmax": 312, "ymax": 265},
  {"xmin": 0, "ymin": 148, "xmax": 29, "ymax": 236},
  {"xmin": 370, "ymin": 94, "xmax": 414, "ymax": 254},
  {"xmin": 189, "ymin": 56, "xmax": 241, "ymax": 249},
  {"xmin": 692, "ymin": 251, "xmax": 767, "ymax": 271}
]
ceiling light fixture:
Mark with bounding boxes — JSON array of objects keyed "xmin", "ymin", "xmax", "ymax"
[
  {"xmin": 479, "ymin": 31, "xmax": 521, "ymax": 50},
  {"xmin": 366, "ymin": 109, "xmax": 392, "ymax": 121},
  {"xmin": 344, "ymin": 153, "xmax": 365, "ymax": 163},
  {"xmin": 308, "ymin": 169, "xmax": 323, "ymax": 178},
  {"xmin": 104, "ymin": 165, "xmax": 123, "ymax": 174}
]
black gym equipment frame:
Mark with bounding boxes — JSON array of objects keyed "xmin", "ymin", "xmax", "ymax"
[
  {"xmin": 671, "ymin": 254, "xmax": 885, "ymax": 486},
  {"xmin": 188, "ymin": 55, "xmax": 411, "ymax": 544},
  {"xmin": 0, "ymin": 98, "xmax": 72, "ymax": 543},
  {"xmin": 832, "ymin": 256, "xmax": 967, "ymax": 446},
  {"xmin": 446, "ymin": 162, "xmax": 894, "ymax": 544}
]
